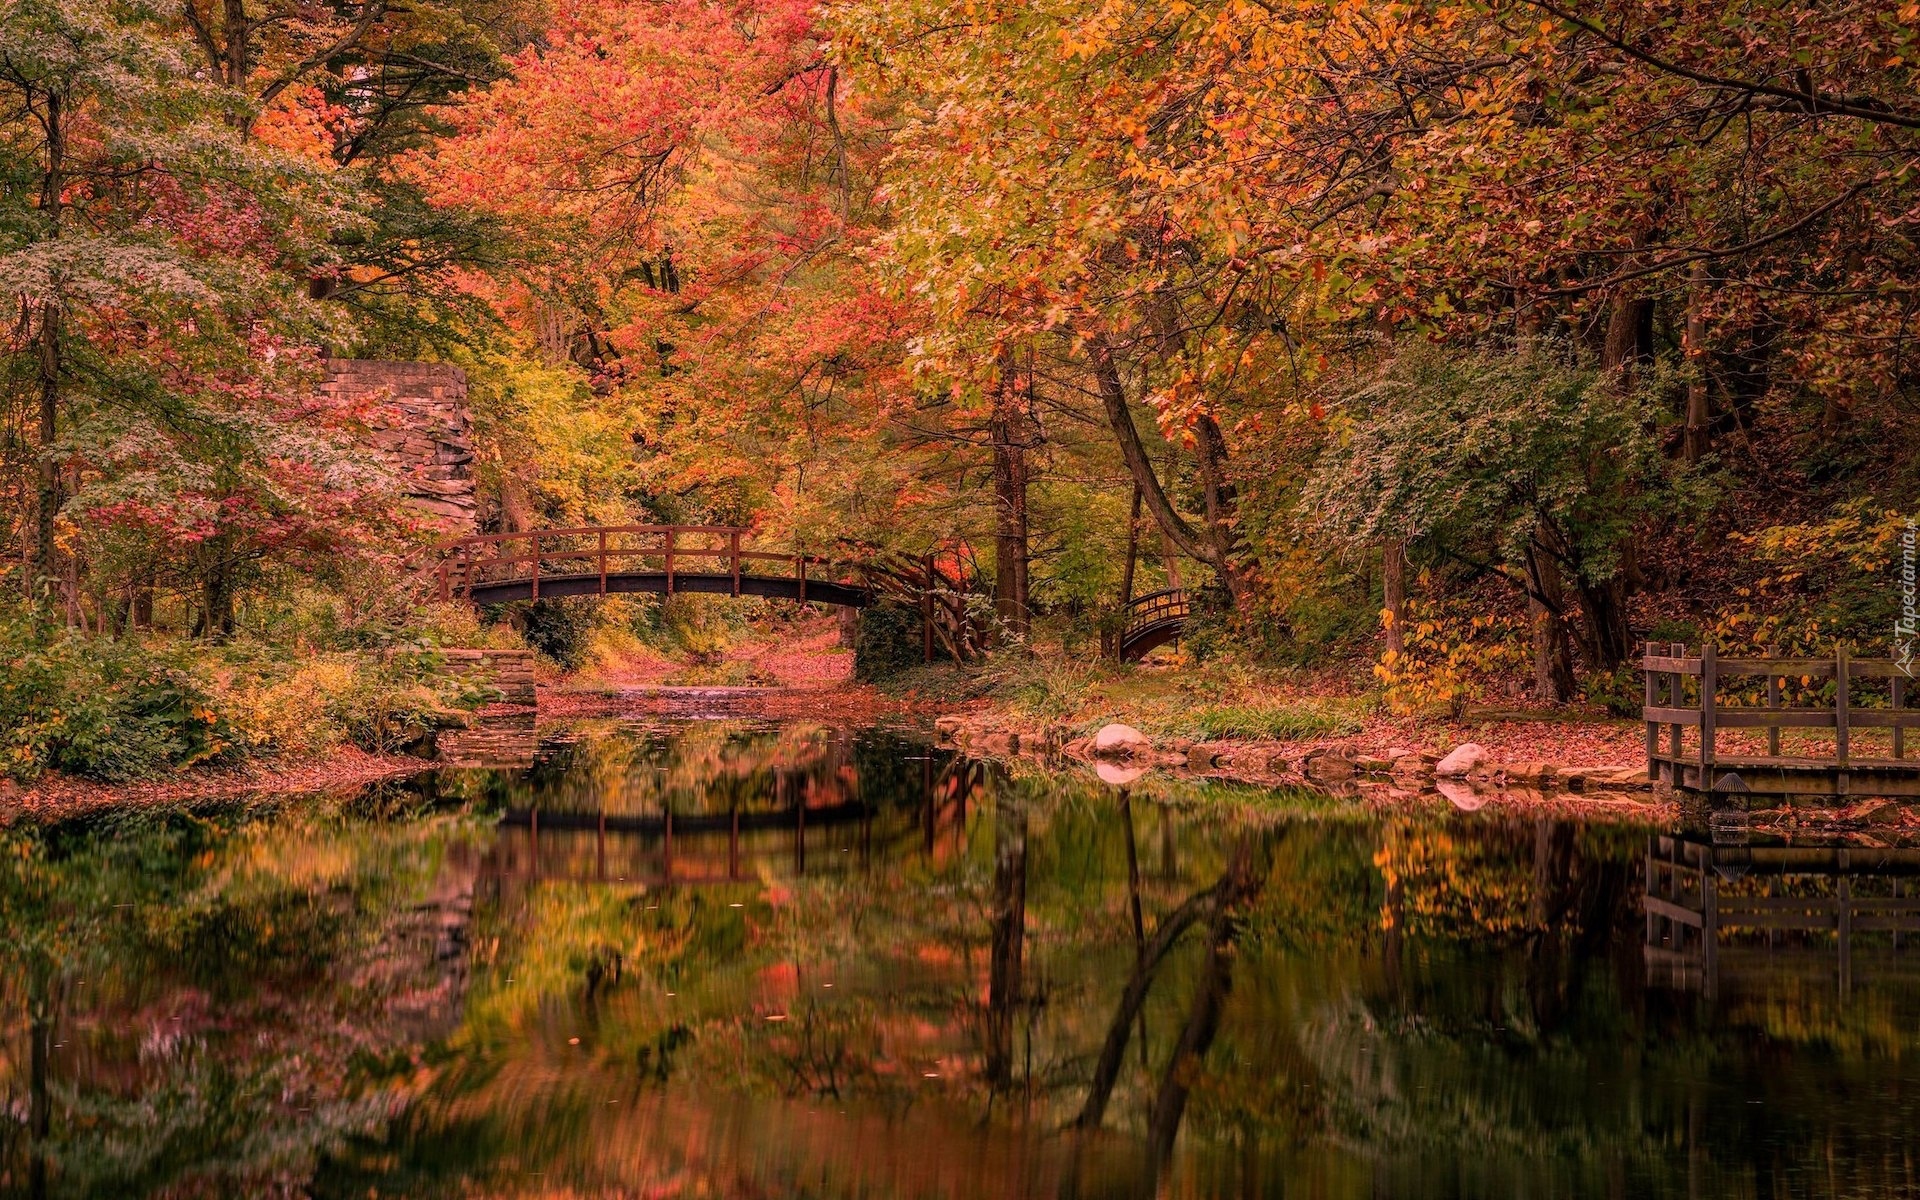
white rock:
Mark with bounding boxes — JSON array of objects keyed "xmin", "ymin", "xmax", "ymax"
[
  {"xmin": 1093, "ymin": 723, "xmax": 1151, "ymax": 759},
  {"xmin": 1436, "ymin": 778, "xmax": 1487, "ymax": 811},
  {"xmin": 1434, "ymin": 743, "xmax": 1486, "ymax": 777},
  {"xmin": 1096, "ymin": 762, "xmax": 1150, "ymax": 786}
]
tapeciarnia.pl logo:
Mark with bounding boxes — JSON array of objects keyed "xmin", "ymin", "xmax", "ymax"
[{"xmin": 1899, "ymin": 517, "xmax": 1917, "ymax": 677}]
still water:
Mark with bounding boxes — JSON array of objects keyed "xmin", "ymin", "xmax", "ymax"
[{"xmin": 5, "ymin": 717, "xmax": 1920, "ymax": 1198}]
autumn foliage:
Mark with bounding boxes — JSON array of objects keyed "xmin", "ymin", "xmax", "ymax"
[{"xmin": 5, "ymin": 0, "xmax": 1919, "ymax": 761}]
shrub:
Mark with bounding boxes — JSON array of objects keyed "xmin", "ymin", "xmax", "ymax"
[
  {"xmin": 1373, "ymin": 594, "xmax": 1529, "ymax": 717},
  {"xmin": 854, "ymin": 601, "xmax": 924, "ymax": 682},
  {"xmin": 520, "ymin": 597, "xmax": 598, "ymax": 670},
  {"xmin": 0, "ymin": 606, "xmax": 483, "ymax": 781},
  {"xmin": 0, "ymin": 611, "xmax": 239, "ymax": 782},
  {"xmin": 320, "ymin": 653, "xmax": 460, "ymax": 753}
]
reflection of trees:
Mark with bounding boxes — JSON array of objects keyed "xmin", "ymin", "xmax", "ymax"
[
  {"xmin": 984, "ymin": 783, "xmax": 1027, "ymax": 1091},
  {"xmin": 475, "ymin": 720, "xmax": 884, "ymax": 817},
  {"xmin": 0, "ymin": 805, "xmax": 479, "ymax": 1197},
  {"xmin": 1076, "ymin": 832, "xmax": 1268, "ymax": 1136},
  {"xmin": 20, "ymin": 734, "xmax": 1918, "ymax": 1197}
]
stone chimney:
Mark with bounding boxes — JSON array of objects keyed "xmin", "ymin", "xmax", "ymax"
[{"xmin": 322, "ymin": 359, "xmax": 477, "ymax": 532}]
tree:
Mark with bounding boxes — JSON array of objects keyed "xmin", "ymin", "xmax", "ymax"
[
  {"xmin": 1304, "ymin": 343, "xmax": 1699, "ymax": 680},
  {"xmin": 0, "ymin": 0, "xmax": 407, "ymax": 631}
]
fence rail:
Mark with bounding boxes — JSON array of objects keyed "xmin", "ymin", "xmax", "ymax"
[{"xmin": 1642, "ymin": 641, "xmax": 1920, "ymax": 798}]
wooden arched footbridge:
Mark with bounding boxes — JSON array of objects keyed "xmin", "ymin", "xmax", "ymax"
[
  {"xmin": 422, "ymin": 525, "xmax": 1194, "ymax": 664},
  {"xmin": 421, "ymin": 525, "xmax": 989, "ymax": 661},
  {"xmin": 426, "ymin": 525, "xmax": 873, "ymax": 608},
  {"xmin": 1111, "ymin": 589, "xmax": 1191, "ymax": 661}
]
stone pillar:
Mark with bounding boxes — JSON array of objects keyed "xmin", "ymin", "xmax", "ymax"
[{"xmin": 321, "ymin": 359, "xmax": 477, "ymax": 532}]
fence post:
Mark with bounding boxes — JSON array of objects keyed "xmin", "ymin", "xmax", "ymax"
[
  {"xmin": 1643, "ymin": 641, "xmax": 1658, "ymax": 783},
  {"xmin": 1835, "ymin": 642, "xmax": 1850, "ymax": 767},
  {"xmin": 1668, "ymin": 642, "xmax": 1685, "ymax": 766},
  {"xmin": 1700, "ymin": 641, "xmax": 1717, "ymax": 778},
  {"xmin": 1767, "ymin": 652, "xmax": 1782, "ymax": 758},
  {"xmin": 1896, "ymin": 672, "xmax": 1907, "ymax": 760}
]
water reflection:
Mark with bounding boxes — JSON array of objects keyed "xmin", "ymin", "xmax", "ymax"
[
  {"xmin": 1646, "ymin": 833, "xmax": 1920, "ymax": 1001},
  {"xmin": 5, "ymin": 720, "xmax": 1920, "ymax": 1197}
]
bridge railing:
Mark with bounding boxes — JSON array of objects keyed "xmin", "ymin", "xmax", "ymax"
[{"xmin": 427, "ymin": 525, "xmax": 864, "ymax": 603}]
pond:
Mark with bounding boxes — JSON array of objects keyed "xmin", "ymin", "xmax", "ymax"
[{"xmin": 4, "ymin": 716, "xmax": 1920, "ymax": 1198}]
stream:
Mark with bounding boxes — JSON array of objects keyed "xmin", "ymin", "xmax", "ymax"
[{"xmin": 3, "ymin": 715, "xmax": 1919, "ymax": 1198}]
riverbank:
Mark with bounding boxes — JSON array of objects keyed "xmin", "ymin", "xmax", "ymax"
[{"xmin": 3, "ymin": 745, "xmax": 431, "ymax": 825}]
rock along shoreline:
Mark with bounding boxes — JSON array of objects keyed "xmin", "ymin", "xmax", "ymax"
[{"xmin": 932, "ymin": 712, "xmax": 1661, "ymax": 808}]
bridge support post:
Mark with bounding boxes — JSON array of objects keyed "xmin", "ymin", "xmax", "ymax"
[{"xmin": 922, "ymin": 556, "xmax": 935, "ymax": 662}]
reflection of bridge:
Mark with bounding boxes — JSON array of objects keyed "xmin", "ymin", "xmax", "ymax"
[
  {"xmin": 480, "ymin": 759, "xmax": 985, "ymax": 888},
  {"xmin": 423, "ymin": 525, "xmax": 988, "ymax": 660},
  {"xmin": 1644, "ymin": 834, "xmax": 1920, "ymax": 999}
]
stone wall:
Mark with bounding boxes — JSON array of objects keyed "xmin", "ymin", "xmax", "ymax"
[
  {"xmin": 439, "ymin": 648, "xmax": 536, "ymax": 705},
  {"xmin": 322, "ymin": 359, "xmax": 477, "ymax": 531}
]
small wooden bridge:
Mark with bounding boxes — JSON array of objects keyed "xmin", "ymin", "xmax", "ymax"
[
  {"xmin": 422, "ymin": 524, "xmax": 987, "ymax": 660},
  {"xmin": 1107, "ymin": 589, "xmax": 1192, "ymax": 661},
  {"xmin": 1642, "ymin": 642, "xmax": 1920, "ymax": 799},
  {"xmin": 427, "ymin": 525, "xmax": 872, "ymax": 608}
]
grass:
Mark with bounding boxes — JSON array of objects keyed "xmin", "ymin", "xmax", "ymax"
[
  {"xmin": 940, "ymin": 651, "xmax": 1373, "ymax": 744},
  {"xmin": 1181, "ymin": 701, "xmax": 1363, "ymax": 742}
]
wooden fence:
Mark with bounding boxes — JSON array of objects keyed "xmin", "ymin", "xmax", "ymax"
[{"xmin": 1642, "ymin": 642, "xmax": 1920, "ymax": 798}]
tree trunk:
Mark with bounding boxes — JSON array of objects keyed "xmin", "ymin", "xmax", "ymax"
[
  {"xmin": 985, "ymin": 791, "xmax": 1028, "ymax": 1090},
  {"xmin": 1382, "ymin": 541, "xmax": 1407, "ymax": 662},
  {"xmin": 222, "ymin": 0, "xmax": 250, "ymax": 85},
  {"xmin": 32, "ymin": 91, "xmax": 64, "ymax": 595},
  {"xmin": 1572, "ymin": 573, "xmax": 1636, "ymax": 674},
  {"xmin": 1602, "ymin": 290, "xmax": 1654, "ymax": 383},
  {"xmin": 1083, "ymin": 331, "xmax": 1232, "ymax": 596},
  {"xmin": 1160, "ymin": 528, "xmax": 1183, "ymax": 593},
  {"xmin": 197, "ymin": 553, "xmax": 236, "ymax": 639},
  {"xmin": 1683, "ymin": 259, "xmax": 1711, "ymax": 465},
  {"xmin": 133, "ymin": 575, "xmax": 154, "ymax": 629},
  {"xmin": 1191, "ymin": 413, "xmax": 1244, "ymax": 602},
  {"xmin": 990, "ymin": 348, "xmax": 1033, "ymax": 645},
  {"xmin": 1524, "ymin": 542, "xmax": 1577, "ymax": 702},
  {"xmin": 1119, "ymin": 483, "xmax": 1142, "ymax": 607}
]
